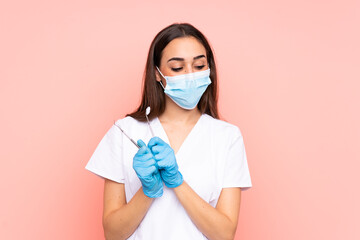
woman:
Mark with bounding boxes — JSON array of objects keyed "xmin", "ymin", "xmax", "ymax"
[{"xmin": 85, "ymin": 23, "xmax": 252, "ymax": 240}]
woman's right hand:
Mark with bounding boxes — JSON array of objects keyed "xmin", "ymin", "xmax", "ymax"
[
  {"xmin": 133, "ymin": 139, "xmax": 163, "ymax": 198},
  {"xmin": 148, "ymin": 137, "xmax": 183, "ymax": 188}
]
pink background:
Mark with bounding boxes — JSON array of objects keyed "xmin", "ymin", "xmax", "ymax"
[{"xmin": 1, "ymin": 0, "xmax": 359, "ymax": 239}]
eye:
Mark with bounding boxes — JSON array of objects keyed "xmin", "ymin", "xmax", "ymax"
[
  {"xmin": 195, "ymin": 65, "xmax": 205, "ymax": 70},
  {"xmin": 171, "ymin": 67, "xmax": 183, "ymax": 72}
]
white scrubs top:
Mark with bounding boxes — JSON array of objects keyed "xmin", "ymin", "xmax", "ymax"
[{"xmin": 85, "ymin": 113, "xmax": 252, "ymax": 240}]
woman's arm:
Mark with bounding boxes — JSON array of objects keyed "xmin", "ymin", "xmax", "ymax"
[
  {"xmin": 102, "ymin": 179, "xmax": 153, "ymax": 240},
  {"xmin": 147, "ymin": 136, "xmax": 242, "ymax": 239},
  {"xmin": 173, "ymin": 182, "xmax": 241, "ymax": 240},
  {"xmin": 102, "ymin": 140, "xmax": 163, "ymax": 239}
]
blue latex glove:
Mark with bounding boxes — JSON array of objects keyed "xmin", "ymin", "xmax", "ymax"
[
  {"xmin": 148, "ymin": 137, "xmax": 183, "ymax": 188},
  {"xmin": 133, "ymin": 139, "xmax": 163, "ymax": 198}
]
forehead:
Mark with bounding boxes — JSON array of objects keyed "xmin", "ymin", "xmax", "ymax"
[{"xmin": 161, "ymin": 36, "xmax": 207, "ymax": 61}]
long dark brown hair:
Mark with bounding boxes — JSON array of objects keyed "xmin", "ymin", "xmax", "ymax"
[{"xmin": 126, "ymin": 23, "xmax": 219, "ymax": 122}]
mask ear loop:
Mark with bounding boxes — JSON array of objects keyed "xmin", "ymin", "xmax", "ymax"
[{"xmin": 155, "ymin": 66, "xmax": 166, "ymax": 89}]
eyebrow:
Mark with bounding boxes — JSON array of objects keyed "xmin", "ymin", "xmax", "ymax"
[{"xmin": 167, "ymin": 55, "xmax": 206, "ymax": 63}]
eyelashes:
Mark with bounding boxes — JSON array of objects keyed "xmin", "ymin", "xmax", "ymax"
[
  {"xmin": 171, "ymin": 65, "xmax": 205, "ymax": 72},
  {"xmin": 171, "ymin": 67, "xmax": 182, "ymax": 72}
]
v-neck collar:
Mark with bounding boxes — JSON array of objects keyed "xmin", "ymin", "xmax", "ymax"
[{"xmin": 153, "ymin": 113, "xmax": 205, "ymax": 156}]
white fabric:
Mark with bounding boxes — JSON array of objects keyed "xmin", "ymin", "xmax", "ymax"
[{"xmin": 85, "ymin": 113, "xmax": 252, "ymax": 239}]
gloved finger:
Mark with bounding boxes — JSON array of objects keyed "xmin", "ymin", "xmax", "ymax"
[
  {"xmin": 148, "ymin": 136, "xmax": 167, "ymax": 149},
  {"xmin": 156, "ymin": 159, "xmax": 167, "ymax": 169},
  {"xmin": 137, "ymin": 139, "xmax": 146, "ymax": 148},
  {"xmin": 153, "ymin": 146, "xmax": 174, "ymax": 161},
  {"xmin": 135, "ymin": 139, "xmax": 152, "ymax": 156},
  {"xmin": 135, "ymin": 152, "xmax": 155, "ymax": 162},
  {"xmin": 150, "ymin": 144, "xmax": 166, "ymax": 154},
  {"xmin": 135, "ymin": 145, "xmax": 148, "ymax": 156},
  {"xmin": 134, "ymin": 158, "xmax": 157, "ymax": 171},
  {"xmin": 156, "ymin": 156, "xmax": 175, "ymax": 169},
  {"xmin": 139, "ymin": 157, "xmax": 157, "ymax": 168},
  {"xmin": 141, "ymin": 165, "xmax": 157, "ymax": 176},
  {"xmin": 133, "ymin": 161, "xmax": 157, "ymax": 174}
]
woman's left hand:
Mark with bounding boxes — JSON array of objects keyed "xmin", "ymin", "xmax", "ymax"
[{"xmin": 148, "ymin": 137, "xmax": 183, "ymax": 188}]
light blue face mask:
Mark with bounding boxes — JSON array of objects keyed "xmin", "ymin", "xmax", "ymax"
[{"xmin": 156, "ymin": 66, "xmax": 212, "ymax": 110}]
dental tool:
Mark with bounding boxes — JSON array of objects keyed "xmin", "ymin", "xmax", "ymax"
[
  {"xmin": 113, "ymin": 121, "xmax": 140, "ymax": 149},
  {"xmin": 145, "ymin": 106, "xmax": 155, "ymax": 137}
]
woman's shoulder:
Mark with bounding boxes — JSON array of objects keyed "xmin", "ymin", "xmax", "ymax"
[
  {"xmin": 114, "ymin": 115, "xmax": 146, "ymax": 127},
  {"xmin": 202, "ymin": 113, "xmax": 243, "ymax": 137}
]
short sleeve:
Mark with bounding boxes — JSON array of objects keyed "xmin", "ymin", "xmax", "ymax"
[
  {"xmin": 222, "ymin": 127, "xmax": 252, "ymax": 190},
  {"xmin": 85, "ymin": 123, "xmax": 125, "ymax": 183}
]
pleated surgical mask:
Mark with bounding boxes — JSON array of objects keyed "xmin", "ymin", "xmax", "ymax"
[{"xmin": 156, "ymin": 66, "xmax": 211, "ymax": 110}]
